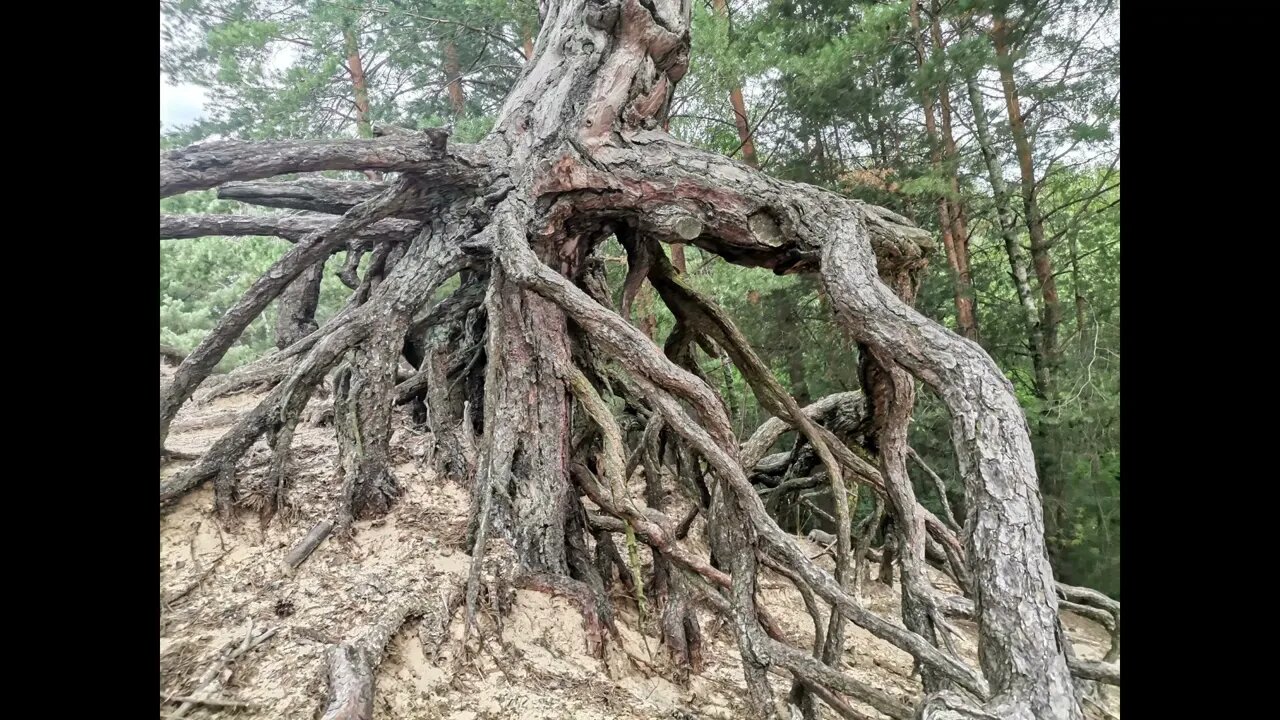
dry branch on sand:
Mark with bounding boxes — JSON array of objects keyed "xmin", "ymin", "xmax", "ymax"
[
  {"xmin": 166, "ymin": 622, "xmax": 278, "ymax": 719},
  {"xmin": 157, "ymin": 3, "xmax": 1119, "ymax": 719}
]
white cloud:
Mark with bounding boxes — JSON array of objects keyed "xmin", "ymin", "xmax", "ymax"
[{"xmin": 160, "ymin": 73, "xmax": 209, "ymax": 129}]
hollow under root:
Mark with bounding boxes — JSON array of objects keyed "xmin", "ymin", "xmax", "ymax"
[{"xmin": 515, "ymin": 571, "xmax": 618, "ymax": 659}]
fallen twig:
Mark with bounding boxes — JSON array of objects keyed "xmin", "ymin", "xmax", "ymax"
[
  {"xmin": 160, "ymin": 693, "xmax": 255, "ymax": 709},
  {"xmin": 170, "ymin": 621, "xmax": 278, "ymax": 719},
  {"xmin": 284, "ymin": 519, "xmax": 336, "ymax": 571},
  {"xmin": 162, "ymin": 553, "xmax": 228, "ymax": 606}
]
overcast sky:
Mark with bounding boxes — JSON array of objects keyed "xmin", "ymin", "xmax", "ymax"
[
  {"xmin": 161, "ymin": 74, "xmax": 209, "ymax": 129},
  {"xmin": 160, "ymin": 8, "xmax": 208, "ymax": 130}
]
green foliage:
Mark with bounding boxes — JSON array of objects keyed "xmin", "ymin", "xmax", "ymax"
[
  {"xmin": 160, "ymin": 236, "xmax": 354, "ymax": 372},
  {"xmin": 159, "ymin": 190, "xmax": 355, "ymax": 372},
  {"xmin": 161, "ymin": 0, "xmax": 538, "ymax": 140}
]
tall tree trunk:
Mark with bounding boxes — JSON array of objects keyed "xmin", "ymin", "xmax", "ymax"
[
  {"xmin": 727, "ymin": 85, "xmax": 758, "ymax": 167},
  {"xmin": 1068, "ymin": 233, "xmax": 1089, "ymax": 354},
  {"xmin": 522, "ymin": 24, "xmax": 535, "ymax": 62},
  {"xmin": 909, "ymin": 1, "xmax": 978, "ymax": 341},
  {"xmin": 992, "ymin": 14, "xmax": 1060, "ymax": 367},
  {"xmin": 711, "ymin": 0, "xmax": 759, "ymax": 168},
  {"xmin": 991, "ymin": 13, "xmax": 1069, "ymax": 561},
  {"xmin": 444, "ymin": 41, "xmax": 466, "ymax": 116},
  {"xmin": 965, "ymin": 77, "xmax": 1049, "ymax": 399},
  {"xmin": 344, "ymin": 29, "xmax": 373, "ymax": 138},
  {"xmin": 928, "ymin": 1, "xmax": 979, "ymax": 344}
]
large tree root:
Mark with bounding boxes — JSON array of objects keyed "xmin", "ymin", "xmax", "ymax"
[
  {"xmin": 333, "ymin": 316, "xmax": 407, "ymax": 524},
  {"xmin": 158, "ymin": 5, "xmax": 1114, "ymax": 717},
  {"xmin": 319, "ymin": 587, "xmax": 455, "ymax": 720},
  {"xmin": 160, "ymin": 218, "xmax": 474, "ymax": 520},
  {"xmin": 497, "ymin": 219, "xmax": 988, "ymax": 698},
  {"xmin": 161, "ymin": 131, "xmax": 454, "ymax": 196}
]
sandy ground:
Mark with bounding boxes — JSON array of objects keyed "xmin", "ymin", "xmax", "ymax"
[{"xmin": 159, "ymin": 359, "xmax": 1120, "ymax": 719}]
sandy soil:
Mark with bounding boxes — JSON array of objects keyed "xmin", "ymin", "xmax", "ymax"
[{"xmin": 159, "ymin": 359, "xmax": 1120, "ymax": 719}]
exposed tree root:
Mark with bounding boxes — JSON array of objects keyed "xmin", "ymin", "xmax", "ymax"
[
  {"xmin": 160, "ymin": 219, "xmax": 473, "ymax": 518},
  {"xmin": 160, "ymin": 178, "xmax": 422, "ymax": 453},
  {"xmin": 320, "ymin": 593, "xmax": 429, "ymax": 720},
  {"xmin": 219, "ymin": 177, "xmax": 393, "ymax": 215},
  {"xmin": 515, "ymin": 571, "xmax": 618, "ymax": 658},
  {"xmin": 161, "ymin": 131, "xmax": 453, "ymax": 196},
  {"xmin": 418, "ymin": 581, "xmax": 466, "ymax": 662},
  {"xmin": 496, "ymin": 217, "xmax": 989, "ymax": 699},
  {"xmin": 157, "ymin": 6, "xmax": 1116, "ymax": 717},
  {"xmin": 160, "ymin": 213, "xmax": 420, "ymax": 245},
  {"xmin": 276, "ymin": 263, "xmax": 326, "ymax": 349},
  {"xmin": 333, "ymin": 316, "xmax": 407, "ymax": 523}
]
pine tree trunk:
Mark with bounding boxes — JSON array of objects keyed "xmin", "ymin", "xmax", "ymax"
[
  {"xmin": 928, "ymin": 1, "xmax": 979, "ymax": 344},
  {"xmin": 965, "ymin": 76, "xmax": 1049, "ymax": 399},
  {"xmin": 991, "ymin": 13, "xmax": 1070, "ymax": 561},
  {"xmin": 444, "ymin": 41, "xmax": 466, "ymax": 116},
  {"xmin": 909, "ymin": 1, "xmax": 978, "ymax": 342},
  {"xmin": 992, "ymin": 14, "xmax": 1060, "ymax": 367},
  {"xmin": 522, "ymin": 24, "xmax": 535, "ymax": 62},
  {"xmin": 711, "ymin": 0, "xmax": 759, "ymax": 168},
  {"xmin": 1068, "ymin": 233, "xmax": 1089, "ymax": 354},
  {"xmin": 344, "ymin": 29, "xmax": 374, "ymax": 138}
]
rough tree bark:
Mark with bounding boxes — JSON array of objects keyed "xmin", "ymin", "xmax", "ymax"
[
  {"xmin": 275, "ymin": 263, "xmax": 325, "ymax": 350},
  {"xmin": 158, "ymin": 3, "xmax": 1092, "ymax": 718}
]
